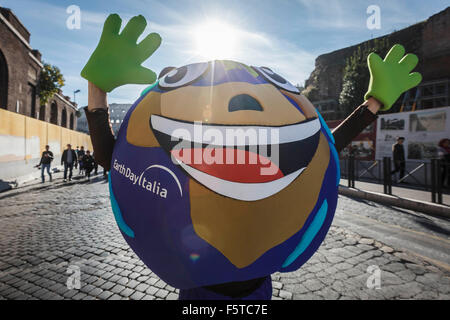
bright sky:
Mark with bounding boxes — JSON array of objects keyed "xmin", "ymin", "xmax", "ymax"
[{"xmin": 1, "ymin": 0, "xmax": 448, "ymax": 107}]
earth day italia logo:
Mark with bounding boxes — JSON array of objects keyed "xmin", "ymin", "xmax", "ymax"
[{"xmin": 112, "ymin": 159, "xmax": 183, "ymax": 199}]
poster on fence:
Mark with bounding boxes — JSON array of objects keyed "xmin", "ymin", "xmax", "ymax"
[{"xmin": 375, "ymin": 107, "xmax": 450, "ymax": 161}]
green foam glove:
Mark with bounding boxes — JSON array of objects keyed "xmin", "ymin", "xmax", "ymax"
[
  {"xmin": 81, "ymin": 14, "xmax": 161, "ymax": 93},
  {"xmin": 365, "ymin": 44, "xmax": 422, "ymax": 111}
]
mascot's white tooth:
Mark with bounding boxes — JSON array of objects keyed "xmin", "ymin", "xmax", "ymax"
[
  {"xmin": 176, "ymin": 157, "xmax": 306, "ymax": 201},
  {"xmin": 151, "ymin": 115, "xmax": 321, "ymax": 146}
]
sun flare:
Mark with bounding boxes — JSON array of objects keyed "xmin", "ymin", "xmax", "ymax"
[{"xmin": 192, "ymin": 20, "xmax": 239, "ymax": 60}]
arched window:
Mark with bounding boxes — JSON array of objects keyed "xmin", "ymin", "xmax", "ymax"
[
  {"xmin": 61, "ymin": 108, "xmax": 67, "ymax": 127},
  {"xmin": 0, "ymin": 50, "xmax": 8, "ymax": 109},
  {"xmin": 50, "ymin": 101, "xmax": 58, "ymax": 125},
  {"xmin": 29, "ymin": 84, "xmax": 36, "ymax": 118},
  {"xmin": 39, "ymin": 105, "xmax": 46, "ymax": 121},
  {"xmin": 69, "ymin": 113, "xmax": 74, "ymax": 130}
]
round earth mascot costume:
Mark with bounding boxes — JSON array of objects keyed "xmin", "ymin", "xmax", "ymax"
[{"xmin": 81, "ymin": 14, "xmax": 422, "ymax": 298}]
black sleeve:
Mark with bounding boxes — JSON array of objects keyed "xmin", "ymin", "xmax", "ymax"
[
  {"xmin": 332, "ymin": 104, "xmax": 378, "ymax": 153},
  {"xmin": 61, "ymin": 151, "xmax": 65, "ymax": 164},
  {"xmin": 84, "ymin": 107, "xmax": 116, "ymax": 171}
]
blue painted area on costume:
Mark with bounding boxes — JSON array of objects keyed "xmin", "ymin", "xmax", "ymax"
[
  {"xmin": 282, "ymin": 200, "xmax": 328, "ymax": 268},
  {"xmin": 316, "ymin": 109, "xmax": 341, "ymax": 186},
  {"xmin": 108, "ymin": 62, "xmax": 340, "ymax": 289},
  {"xmin": 108, "ymin": 173, "xmax": 135, "ymax": 238},
  {"xmin": 330, "ymin": 144, "xmax": 341, "ymax": 186},
  {"xmin": 279, "ymin": 138, "xmax": 339, "ymax": 273},
  {"xmin": 140, "ymin": 80, "xmax": 159, "ymax": 97},
  {"xmin": 316, "ymin": 110, "xmax": 335, "ymax": 144}
]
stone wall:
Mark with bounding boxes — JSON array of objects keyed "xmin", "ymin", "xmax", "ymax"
[
  {"xmin": 304, "ymin": 7, "xmax": 450, "ymax": 106},
  {"xmin": 0, "ymin": 108, "xmax": 92, "ymax": 183},
  {"xmin": 0, "ymin": 8, "xmax": 41, "ymax": 117},
  {"xmin": 0, "ymin": 7, "xmax": 78, "ymax": 130},
  {"xmin": 0, "ymin": 7, "xmax": 30, "ymax": 42}
]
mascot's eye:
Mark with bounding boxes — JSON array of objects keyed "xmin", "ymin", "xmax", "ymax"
[
  {"xmin": 252, "ymin": 66, "xmax": 299, "ymax": 94},
  {"xmin": 159, "ymin": 62, "xmax": 209, "ymax": 89}
]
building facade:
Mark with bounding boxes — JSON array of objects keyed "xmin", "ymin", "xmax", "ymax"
[
  {"xmin": 0, "ymin": 7, "xmax": 78, "ymax": 130},
  {"xmin": 304, "ymin": 7, "xmax": 450, "ymax": 120},
  {"xmin": 109, "ymin": 103, "xmax": 132, "ymax": 136}
]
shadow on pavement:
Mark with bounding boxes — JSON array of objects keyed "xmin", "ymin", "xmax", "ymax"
[
  {"xmin": 415, "ymin": 219, "xmax": 450, "ymax": 237},
  {"xmin": 0, "ymin": 174, "xmax": 108, "ymax": 200},
  {"xmin": 341, "ymin": 194, "xmax": 450, "ymax": 237},
  {"xmin": 340, "ymin": 195, "xmax": 378, "ymax": 207}
]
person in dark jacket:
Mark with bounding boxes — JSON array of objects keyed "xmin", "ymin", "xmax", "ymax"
[
  {"xmin": 81, "ymin": 150, "xmax": 95, "ymax": 181},
  {"xmin": 92, "ymin": 152, "xmax": 98, "ymax": 175},
  {"xmin": 81, "ymin": 15, "xmax": 422, "ymax": 301},
  {"xmin": 438, "ymin": 138, "xmax": 450, "ymax": 187},
  {"xmin": 78, "ymin": 146, "xmax": 86, "ymax": 175},
  {"xmin": 61, "ymin": 144, "xmax": 78, "ymax": 182},
  {"xmin": 74, "ymin": 146, "xmax": 80, "ymax": 169},
  {"xmin": 391, "ymin": 137, "xmax": 406, "ymax": 181},
  {"xmin": 38, "ymin": 145, "xmax": 54, "ymax": 183}
]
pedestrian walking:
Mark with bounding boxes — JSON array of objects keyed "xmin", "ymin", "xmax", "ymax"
[
  {"xmin": 92, "ymin": 152, "xmax": 99, "ymax": 175},
  {"xmin": 38, "ymin": 145, "xmax": 54, "ymax": 183},
  {"xmin": 438, "ymin": 138, "xmax": 450, "ymax": 188},
  {"xmin": 75, "ymin": 146, "xmax": 80, "ymax": 169},
  {"xmin": 391, "ymin": 137, "xmax": 406, "ymax": 181},
  {"xmin": 78, "ymin": 146, "xmax": 86, "ymax": 175},
  {"xmin": 61, "ymin": 144, "xmax": 77, "ymax": 182},
  {"xmin": 81, "ymin": 150, "xmax": 95, "ymax": 181}
]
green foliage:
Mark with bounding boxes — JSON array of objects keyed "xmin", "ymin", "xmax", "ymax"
[
  {"xmin": 302, "ymin": 85, "xmax": 319, "ymax": 102},
  {"xmin": 38, "ymin": 63, "xmax": 65, "ymax": 106},
  {"xmin": 339, "ymin": 38, "xmax": 390, "ymax": 116}
]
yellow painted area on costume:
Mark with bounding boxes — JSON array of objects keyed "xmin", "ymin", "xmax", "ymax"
[
  {"xmin": 189, "ymin": 133, "xmax": 330, "ymax": 269},
  {"xmin": 126, "ymin": 91, "xmax": 162, "ymax": 147},
  {"xmin": 160, "ymin": 82, "xmax": 306, "ymax": 126}
]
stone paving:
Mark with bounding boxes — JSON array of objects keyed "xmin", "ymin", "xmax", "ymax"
[
  {"xmin": 336, "ymin": 195, "xmax": 449, "ymax": 239},
  {"xmin": 0, "ymin": 175, "xmax": 449, "ymax": 300}
]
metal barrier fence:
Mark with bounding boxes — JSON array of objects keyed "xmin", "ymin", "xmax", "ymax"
[{"xmin": 340, "ymin": 157, "xmax": 449, "ymax": 204}]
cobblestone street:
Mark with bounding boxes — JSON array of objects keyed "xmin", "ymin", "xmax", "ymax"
[{"xmin": 0, "ymin": 174, "xmax": 449, "ymax": 300}]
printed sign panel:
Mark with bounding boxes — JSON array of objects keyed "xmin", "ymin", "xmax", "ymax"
[{"xmin": 376, "ymin": 107, "xmax": 450, "ymax": 161}]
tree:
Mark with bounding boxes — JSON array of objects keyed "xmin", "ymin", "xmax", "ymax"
[
  {"xmin": 38, "ymin": 63, "xmax": 65, "ymax": 106},
  {"xmin": 339, "ymin": 38, "xmax": 390, "ymax": 116},
  {"xmin": 302, "ymin": 85, "xmax": 320, "ymax": 102}
]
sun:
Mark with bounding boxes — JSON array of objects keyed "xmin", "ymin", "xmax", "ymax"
[{"xmin": 192, "ymin": 20, "xmax": 239, "ymax": 60}]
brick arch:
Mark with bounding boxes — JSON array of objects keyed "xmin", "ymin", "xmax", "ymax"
[
  {"xmin": 50, "ymin": 101, "xmax": 58, "ymax": 125},
  {"xmin": 61, "ymin": 107, "xmax": 67, "ymax": 127},
  {"xmin": 69, "ymin": 112, "xmax": 74, "ymax": 130},
  {"xmin": 0, "ymin": 49, "xmax": 8, "ymax": 109},
  {"xmin": 39, "ymin": 104, "xmax": 46, "ymax": 121}
]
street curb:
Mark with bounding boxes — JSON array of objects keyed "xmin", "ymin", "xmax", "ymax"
[
  {"xmin": 339, "ymin": 186, "xmax": 450, "ymax": 219},
  {"xmin": 0, "ymin": 165, "xmax": 65, "ymax": 193},
  {"xmin": 0, "ymin": 174, "xmax": 107, "ymax": 200}
]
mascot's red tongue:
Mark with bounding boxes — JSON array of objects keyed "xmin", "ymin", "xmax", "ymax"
[{"xmin": 171, "ymin": 148, "xmax": 284, "ymax": 183}]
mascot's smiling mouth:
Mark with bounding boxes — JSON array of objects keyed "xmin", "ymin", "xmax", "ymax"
[{"xmin": 150, "ymin": 115, "xmax": 321, "ymax": 201}]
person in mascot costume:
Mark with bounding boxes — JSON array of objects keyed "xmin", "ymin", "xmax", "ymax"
[{"xmin": 81, "ymin": 14, "xmax": 422, "ymax": 300}]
